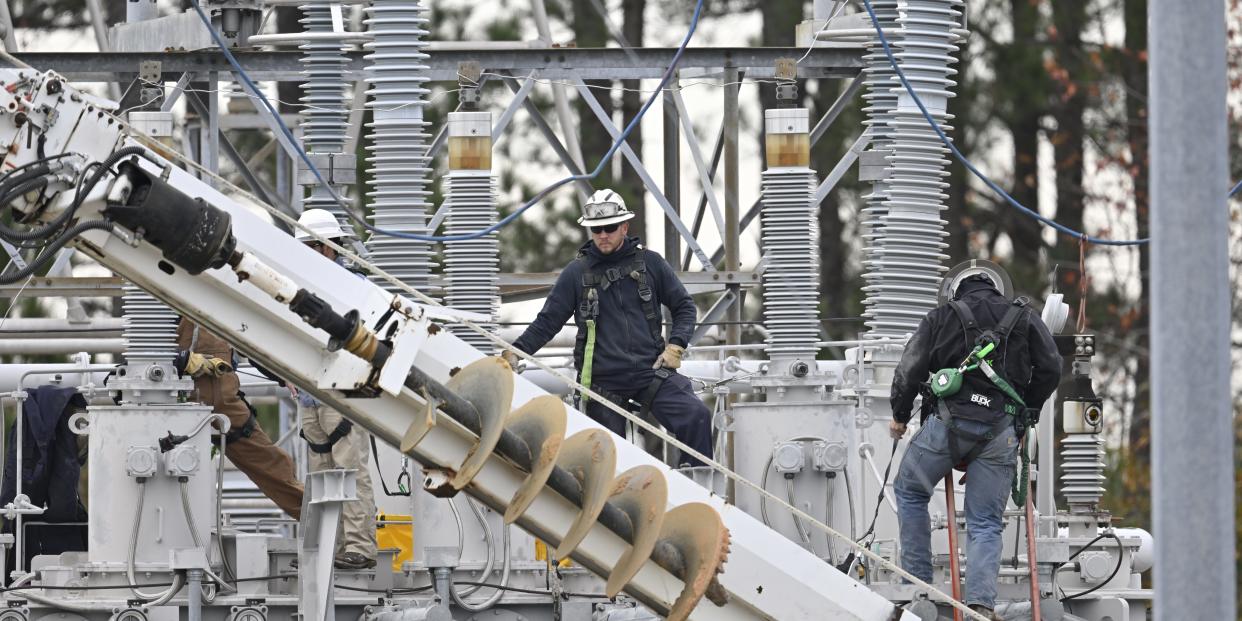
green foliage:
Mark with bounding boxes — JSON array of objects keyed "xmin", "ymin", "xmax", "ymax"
[{"xmin": 9, "ymin": 0, "xmax": 92, "ymax": 29}]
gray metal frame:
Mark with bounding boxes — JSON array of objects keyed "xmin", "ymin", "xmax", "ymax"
[
  {"xmin": 5, "ymin": 44, "xmax": 867, "ymax": 352},
  {"xmin": 9, "ymin": 47, "xmax": 861, "ymax": 81}
]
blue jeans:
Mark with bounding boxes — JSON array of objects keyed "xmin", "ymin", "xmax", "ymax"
[{"xmin": 893, "ymin": 415, "xmax": 1017, "ymax": 609}]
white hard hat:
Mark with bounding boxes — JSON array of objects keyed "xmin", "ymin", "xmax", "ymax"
[
  {"xmin": 295, "ymin": 208, "xmax": 348, "ymax": 243},
  {"xmin": 577, "ymin": 189, "xmax": 635, "ymax": 227}
]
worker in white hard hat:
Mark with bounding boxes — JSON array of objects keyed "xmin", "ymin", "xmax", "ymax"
[
  {"xmin": 289, "ymin": 208, "xmax": 378, "ymax": 570},
  {"xmin": 505, "ymin": 190, "xmax": 713, "ymax": 466}
]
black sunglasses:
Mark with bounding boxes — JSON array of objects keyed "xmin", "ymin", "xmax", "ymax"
[{"xmin": 590, "ymin": 223, "xmax": 620, "ymax": 234}]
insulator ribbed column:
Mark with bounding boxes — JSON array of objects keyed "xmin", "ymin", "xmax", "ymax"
[
  {"xmin": 442, "ymin": 111, "xmax": 499, "ymax": 353},
  {"xmin": 859, "ymin": 0, "xmax": 902, "ymax": 338},
  {"xmin": 760, "ymin": 108, "xmax": 820, "ymax": 364},
  {"xmin": 865, "ymin": 0, "xmax": 961, "ymax": 339},
  {"xmin": 121, "ymin": 285, "xmax": 179, "ymax": 366},
  {"xmin": 363, "ymin": 0, "xmax": 434, "ymax": 296},
  {"xmin": 299, "ymin": 3, "xmax": 351, "ymax": 219},
  {"xmin": 1060, "ymin": 434, "xmax": 1105, "ymax": 513}
]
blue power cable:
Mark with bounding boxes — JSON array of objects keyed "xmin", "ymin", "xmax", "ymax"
[
  {"xmin": 189, "ymin": 0, "xmax": 704, "ymax": 242},
  {"xmin": 860, "ymin": 0, "xmax": 1151, "ymax": 247}
]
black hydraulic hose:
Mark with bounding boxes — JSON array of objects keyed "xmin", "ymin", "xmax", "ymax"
[
  {"xmin": 0, "ymin": 155, "xmax": 71, "ymax": 184},
  {"xmin": 0, "ymin": 176, "xmax": 51, "ymax": 233},
  {"xmin": 0, "ymin": 165, "xmax": 50, "ymax": 196},
  {"xmin": 0, "ymin": 175, "xmax": 48, "ymax": 205},
  {"xmin": 1060, "ymin": 532, "xmax": 1124, "ymax": 602},
  {"xmin": 1, "ymin": 147, "xmax": 151, "ymax": 244},
  {"xmin": 0, "ymin": 219, "xmax": 114, "ymax": 284}
]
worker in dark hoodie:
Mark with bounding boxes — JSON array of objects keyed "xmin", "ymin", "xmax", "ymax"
[{"xmin": 503, "ymin": 190, "xmax": 712, "ymax": 465}]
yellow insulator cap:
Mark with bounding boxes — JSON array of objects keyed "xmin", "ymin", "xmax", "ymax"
[
  {"xmin": 448, "ymin": 136, "xmax": 492, "ymax": 170},
  {"xmin": 764, "ymin": 108, "xmax": 810, "ymax": 168},
  {"xmin": 448, "ymin": 111, "xmax": 493, "ymax": 170}
]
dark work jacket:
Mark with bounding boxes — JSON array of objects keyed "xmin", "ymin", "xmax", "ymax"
[
  {"xmin": 1, "ymin": 386, "xmax": 89, "ymax": 570},
  {"xmin": 890, "ymin": 277, "xmax": 1062, "ymax": 425},
  {"xmin": 513, "ymin": 237, "xmax": 697, "ymax": 390},
  {"xmin": 1, "ymin": 386, "xmax": 87, "ymax": 521}
]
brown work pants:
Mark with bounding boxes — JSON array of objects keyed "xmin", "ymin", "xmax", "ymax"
[{"xmin": 177, "ymin": 319, "xmax": 304, "ymax": 519}]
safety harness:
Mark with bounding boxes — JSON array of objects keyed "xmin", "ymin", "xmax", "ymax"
[
  {"xmin": 575, "ymin": 249, "xmax": 669, "ymax": 412},
  {"xmin": 931, "ymin": 297, "xmax": 1033, "ymax": 505},
  {"xmin": 229, "ymin": 391, "xmax": 260, "ymax": 445},
  {"xmin": 300, "ymin": 417, "xmax": 353, "ymax": 454}
]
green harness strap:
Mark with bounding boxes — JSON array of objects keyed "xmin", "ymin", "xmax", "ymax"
[
  {"xmin": 980, "ymin": 358, "xmax": 1032, "ymax": 505},
  {"xmin": 580, "ymin": 318, "xmax": 597, "ymax": 408},
  {"xmin": 977, "ymin": 358, "xmax": 1027, "ymax": 409},
  {"xmin": 576, "ymin": 249, "xmax": 662, "ymax": 409}
]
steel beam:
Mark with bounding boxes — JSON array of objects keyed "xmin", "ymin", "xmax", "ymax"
[
  {"xmin": 159, "ymin": 72, "xmax": 193, "ymax": 112},
  {"xmin": 689, "ymin": 289, "xmax": 739, "ymax": 346},
  {"xmin": 1149, "ymin": 1, "xmax": 1234, "ymax": 619},
  {"xmin": 185, "ymin": 90, "xmax": 292, "ymax": 216},
  {"xmin": 809, "ymin": 74, "xmax": 862, "ymax": 145},
  {"xmin": 672, "ymin": 88, "xmax": 727, "ymax": 237},
  {"xmin": 223, "ymin": 69, "xmax": 306, "ymax": 169},
  {"xmin": 814, "ymin": 131, "xmax": 869, "ymax": 204},
  {"xmin": 529, "ymin": 0, "xmax": 585, "ymax": 170},
  {"xmin": 663, "ymin": 77, "xmax": 681, "ymax": 263},
  {"xmin": 682, "ymin": 122, "xmax": 725, "ymax": 271},
  {"xmin": 9, "ymin": 47, "xmax": 863, "ymax": 82},
  {"xmin": 498, "ymin": 270, "xmax": 758, "ymax": 303},
  {"xmin": 573, "ymin": 79, "xmax": 715, "ymax": 271},
  {"xmin": 0, "ymin": 338, "xmax": 126, "ymax": 355},
  {"xmin": 707, "ymin": 116, "xmax": 866, "ymax": 268},
  {"xmin": 0, "ymin": 277, "xmax": 127, "ymax": 298},
  {"xmin": 722, "ymin": 65, "xmax": 741, "ymax": 504},
  {"xmin": 497, "ymin": 271, "xmax": 758, "ymax": 288},
  {"xmin": 500, "ymin": 75, "xmax": 594, "ymax": 203},
  {"xmin": 0, "ymin": 1, "xmax": 17, "ymax": 53},
  {"xmin": 492, "ymin": 72, "xmax": 535, "ymax": 142},
  {"xmin": 723, "ymin": 65, "xmax": 741, "ymax": 348}
]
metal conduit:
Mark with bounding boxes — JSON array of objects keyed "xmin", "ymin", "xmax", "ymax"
[
  {"xmin": 864, "ymin": 0, "xmax": 961, "ymax": 338},
  {"xmin": 363, "ymin": 0, "xmax": 435, "ymax": 296}
]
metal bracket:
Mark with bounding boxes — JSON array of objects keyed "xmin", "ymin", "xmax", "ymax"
[{"xmin": 300, "ymin": 469, "xmax": 357, "ymax": 621}]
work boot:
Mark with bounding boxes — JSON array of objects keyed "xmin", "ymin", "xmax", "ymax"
[
  {"xmin": 334, "ymin": 552, "xmax": 377, "ymax": 570},
  {"xmin": 967, "ymin": 604, "xmax": 1003, "ymax": 621}
]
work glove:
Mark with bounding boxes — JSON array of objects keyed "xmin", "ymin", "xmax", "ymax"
[
  {"xmin": 175, "ymin": 351, "xmax": 233, "ymax": 378},
  {"xmin": 653, "ymin": 344, "xmax": 685, "ymax": 370},
  {"xmin": 500, "ymin": 349, "xmax": 520, "ymax": 370},
  {"xmin": 1024, "ymin": 407, "xmax": 1041, "ymax": 426},
  {"xmin": 289, "ymin": 386, "xmax": 319, "ymax": 408}
]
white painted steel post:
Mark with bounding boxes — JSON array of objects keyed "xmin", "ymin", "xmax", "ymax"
[{"xmin": 1149, "ymin": 1, "xmax": 1235, "ymax": 619}]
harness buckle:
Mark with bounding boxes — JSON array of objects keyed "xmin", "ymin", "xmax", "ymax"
[
  {"xmin": 637, "ymin": 280, "xmax": 654, "ymax": 302},
  {"xmin": 579, "ymin": 288, "xmax": 599, "ymax": 320},
  {"xmin": 579, "ymin": 299, "xmax": 598, "ymax": 319},
  {"xmin": 605, "ymin": 267, "xmax": 623, "ymax": 283}
]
